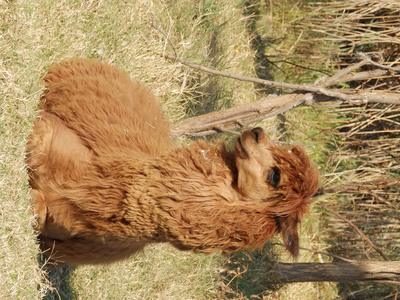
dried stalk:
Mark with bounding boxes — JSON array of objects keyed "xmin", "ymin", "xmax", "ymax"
[{"xmin": 321, "ymin": 205, "xmax": 389, "ymax": 261}]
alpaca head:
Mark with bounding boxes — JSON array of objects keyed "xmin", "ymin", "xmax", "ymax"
[{"xmin": 234, "ymin": 127, "xmax": 320, "ymax": 257}]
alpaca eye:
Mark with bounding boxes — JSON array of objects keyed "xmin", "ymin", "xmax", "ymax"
[{"xmin": 269, "ymin": 168, "xmax": 280, "ymax": 188}]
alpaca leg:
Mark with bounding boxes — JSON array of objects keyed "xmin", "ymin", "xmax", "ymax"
[
  {"xmin": 39, "ymin": 235, "xmax": 146, "ymax": 265},
  {"xmin": 26, "ymin": 113, "xmax": 55, "ymax": 235},
  {"xmin": 26, "ymin": 113, "xmax": 53, "ymax": 170},
  {"xmin": 30, "ymin": 189, "xmax": 47, "ymax": 233}
]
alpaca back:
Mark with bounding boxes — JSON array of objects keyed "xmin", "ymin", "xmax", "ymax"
[{"xmin": 40, "ymin": 59, "xmax": 172, "ymax": 156}]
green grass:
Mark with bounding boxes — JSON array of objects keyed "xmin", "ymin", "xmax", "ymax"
[{"xmin": 1, "ymin": 0, "xmax": 337, "ymax": 299}]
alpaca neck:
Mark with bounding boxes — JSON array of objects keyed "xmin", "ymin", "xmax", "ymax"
[
  {"xmin": 149, "ymin": 141, "xmax": 238, "ymax": 207},
  {"xmin": 144, "ymin": 141, "xmax": 277, "ymax": 253},
  {"xmin": 122, "ymin": 141, "xmax": 235, "ymax": 243}
]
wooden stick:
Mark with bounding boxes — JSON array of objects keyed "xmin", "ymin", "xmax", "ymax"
[
  {"xmin": 170, "ymin": 89, "xmax": 400, "ymax": 137},
  {"xmin": 265, "ymin": 261, "xmax": 400, "ymax": 284},
  {"xmin": 171, "ymin": 93, "xmax": 310, "ymax": 137}
]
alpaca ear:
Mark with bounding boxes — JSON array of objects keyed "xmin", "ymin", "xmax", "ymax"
[{"xmin": 280, "ymin": 215, "xmax": 300, "ymax": 258}]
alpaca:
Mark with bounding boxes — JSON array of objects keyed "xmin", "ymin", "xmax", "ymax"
[{"xmin": 26, "ymin": 59, "xmax": 320, "ymax": 265}]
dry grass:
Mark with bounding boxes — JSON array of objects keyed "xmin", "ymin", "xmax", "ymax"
[
  {"xmin": 298, "ymin": 1, "xmax": 400, "ymax": 298},
  {"xmin": 318, "ymin": 103, "xmax": 400, "ymax": 299},
  {"xmin": 0, "ymin": 0, "xmax": 253, "ymax": 298},
  {"xmin": 303, "ymin": 0, "xmax": 400, "ymax": 265},
  {"xmin": 322, "ymin": 103, "xmax": 400, "ymax": 258},
  {"xmin": 0, "ymin": 0, "xmax": 350, "ymax": 299},
  {"xmin": 307, "ymin": 0, "xmax": 400, "ymax": 59}
]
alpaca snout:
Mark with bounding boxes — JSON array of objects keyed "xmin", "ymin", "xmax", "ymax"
[
  {"xmin": 240, "ymin": 127, "xmax": 267, "ymax": 146},
  {"xmin": 234, "ymin": 127, "xmax": 268, "ymax": 159},
  {"xmin": 250, "ymin": 127, "xmax": 266, "ymax": 143},
  {"xmin": 234, "ymin": 136, "xmax": 249, "ymax": 159}
]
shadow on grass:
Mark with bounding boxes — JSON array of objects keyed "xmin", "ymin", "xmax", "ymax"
[
  {"xmin": 38, "ymin": 255, "xmax": 76, "ymax": 300},
  {"xmin": 243, "ymin": 0, "xmax": 277, "ymax": 94},
  {"xmin": 220, "ymin": 243, "xmax": 282, "ymax": 299}
]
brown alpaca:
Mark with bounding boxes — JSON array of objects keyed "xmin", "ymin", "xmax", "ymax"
[{"xmin": 26, "ymin": 59, "xmax": 320, "ymax": 265}]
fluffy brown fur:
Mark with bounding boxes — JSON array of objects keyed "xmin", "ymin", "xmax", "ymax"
[{"xmin": 26, "ymin": 59, "xmax": 320, "ymax": 265}]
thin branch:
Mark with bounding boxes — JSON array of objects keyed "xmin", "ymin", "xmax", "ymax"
[
  {"xmin": 331, "ymin": 286, "xmax": 373, "ymax": 300},
  {"xmin": 164, "ymin": 53, "xmax": 357, "ymax": 102},
  {"xmin": 150, "ymin": 19, "xmax": 400, "ymax": 95},
  {"xmin": 163, "ymin": 52, "xmax": 400, "ymax": 103},
  {"xmin": 149, "ymin": 20, "xmax": 357, "ymax": 102},
  {"xmin": 149, "ymin": 19, "xmax": 178, "ymax": 58},
  {"xmin": 276, "ymin": 242, "xmax": 355, "ymax": 262},
  {"xmin": 327, "ymin": 69, "xmax": 399, "ymax": 87},
  {"xmin": 318, "ymin": 56, "xmax": 371, "ymax": 87},
  {"xmin": 299, "ymin": 246, "xmax": 355, "ymax": 263}
]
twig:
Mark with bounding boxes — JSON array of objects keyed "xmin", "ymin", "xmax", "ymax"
[
  {"xmin": 359, "ymin": 52, "xmax": 400, "ymax": 72},
  {"xmin": 163, "ymin": 53, "xmax": 400, "ymax": 105},
  {"xmin": 331, "ymin": 286, "xmax": 373, "ymax": 300},
  {"xmin": 149, "ymin": 19, "xmax": 358, "ymax": 102},
  {"xmin": 164, "ymin": 53, "xmax": 357, "ymax": 102},
  {"xmin": 319, "ymin": 52, "xmax": 400, "ymax": 87},
  {"xmin": 150, "ymin": 17, "xmax": 400, "ymax": 92},
  {"xmin": 326, "ymin": 69, "xmax": 399, "ymax": 87},
  {"xmin": 319, "ymin": 56, "xmax": 371, "ymax": 87},
  {"xmin": 299, "ymin": 246, "xmax": 355, "ymax": 263},
  {"xmin": 212, "ymin": 126, "xmax": 240, "ymax": 135},
  {"xmin": 276, "ymin": 242, "xmax": 355, "ymax": 262},
  {"xmin": 149, "ymin": 20, "xmax": 178, "ymax": 59},
  {"xmin": 320, "ymin": 204, "xmax": 389, "ymax": 261},
  {"xmin": 316, "ymin": 89, "xmax": 400, "ymax": 105}
]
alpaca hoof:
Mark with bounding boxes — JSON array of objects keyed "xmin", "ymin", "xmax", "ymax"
[{"xmin": 30, "ymin": 189, "xmax": 47, "ymax": 232}]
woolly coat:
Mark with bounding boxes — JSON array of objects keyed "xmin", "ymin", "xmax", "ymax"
[{"xmin": 26, "ymin": 59, "xmax": 320, "ymax": 265}]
